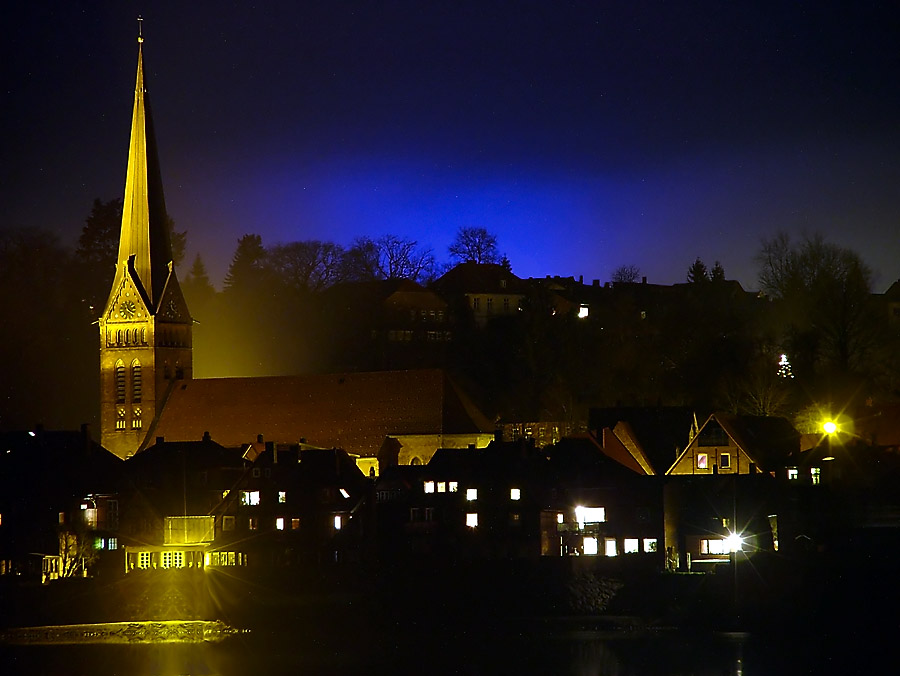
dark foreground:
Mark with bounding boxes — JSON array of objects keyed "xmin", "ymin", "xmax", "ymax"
[{"xmin": 1, "ymin": 552, "xmax": 896, "ymax": 674}]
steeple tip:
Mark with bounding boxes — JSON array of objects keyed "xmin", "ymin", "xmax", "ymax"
[{"xmin": 137, "ymin": 16, "xmax": 144, "ymax": 44}]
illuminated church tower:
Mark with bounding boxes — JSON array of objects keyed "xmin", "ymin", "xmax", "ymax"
[{"xmin": 99, "ymin": 31, "xmax": 192, "ymax": 459}]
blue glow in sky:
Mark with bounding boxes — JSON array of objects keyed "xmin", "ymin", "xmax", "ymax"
[{"xmin": 3, "ymin": 2, "xmax": 899, "ymax": 289}]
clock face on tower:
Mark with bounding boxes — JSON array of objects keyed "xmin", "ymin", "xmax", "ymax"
[
  {"xmin": 165, "ymin": 299, "xmax": 181, "ymax": 319},
  {"xmin": 119, "ymin": 300, "xmax": 137, "ymax": 319}
]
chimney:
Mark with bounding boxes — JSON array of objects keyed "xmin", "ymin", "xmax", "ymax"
[
  {"xmin": 578, "ymin": 275, "xmax": 583, "ymax": 284},
  {"xmin": 202, "ymin": 431, "xmax": 211, "ymax": 442},
  {"xmin": 642, "ymin": 276, "xmax": 647, "ymax": 284},
  {"xmin": 593, "ymin": 279, "xmax": 600, "ymax": 286}
]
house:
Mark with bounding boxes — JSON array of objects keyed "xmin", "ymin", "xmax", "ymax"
[
  {"xmin": 318, "ymin": 279, "xmax": 451, "ymax": 372},
  {"xmin": 223, "ymin": 443, "xmax": 374, "ymax": 568},
  {"xmin": 666, "ymin": 413, "xmax": 798, "ymax": 476},
  {"xmin": 0, "ymin": 427, "xmax": 122, "ymax": 582},
  {"xmin": 432, "ymin": 262, "xmax": 528, "ymax": 326},
  {"xmin": 118, "ymin": 436, "xmax": 247, "ymax": 573},
  {"xmin": 664, "ymin": 413, "xmax": 797, "ymax": 570}
]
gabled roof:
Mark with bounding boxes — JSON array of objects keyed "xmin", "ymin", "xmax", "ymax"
[
  {"xmin": 590, "ymin": 407, "xmax": 696, "ymax": 475},
  {"xmin": 152, "ymin": 369, "xmax": 493, "ymax": 457},
  {"xmin": 433, "ymin": 262, "xmax": 528, "ymax": 295},
  {"xmin": 667, "ymin": 413, "xmax": 799, "ymax": 474}
]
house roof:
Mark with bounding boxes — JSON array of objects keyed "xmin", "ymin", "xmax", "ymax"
[
  {"xmin": 667, "ymin": 413, "xmax": 799, "ymax": 474},
  {"xmin": 433, "ymin": 262, "xmax": 528, "ymax": 295},
  {"xmin": 590, "ymin": 407, "xmax": 697, "ymax": 475},
  {"xmin": 713, "ymin": 413, "xmax": 799, "ymax": 471},
  {"xmin": 151, "ymin": 369, "xmax": 493, "ymax": 457}
]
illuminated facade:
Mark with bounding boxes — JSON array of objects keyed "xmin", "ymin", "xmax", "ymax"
[{"xmin": 99, "ymin": 36, "xmax": 192, "ymax": 459}]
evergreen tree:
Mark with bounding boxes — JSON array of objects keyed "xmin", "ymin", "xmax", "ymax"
[
  {"xmin": 686, "ymin": 257, "xmax": 710, "ymax": 283},
  {"xmin": 710, "ymin": 261, "xmax": 726, "ymax": 282},
  {"xmin": 181, "ymin": 253, "xmax": 217, "ymax": 310},
  {"xmin": 223, "ymin": 234, "xmax": 267, "ymax": 293}
]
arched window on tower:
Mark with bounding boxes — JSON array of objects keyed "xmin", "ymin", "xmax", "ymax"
[
  {"xmin": 131, "ymin": 360, "xmax": 142, "ymax": 403},
  {"xmin": 115, "ymin": 361, "xmax": 126, "ymax": 404},
  {"xmin": 140, "ymin": 328, "xmax": 146, "ymax": 344}
]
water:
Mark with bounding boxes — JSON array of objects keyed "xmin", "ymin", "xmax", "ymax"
[{"xmin": 0, "ymin": 625, "xmax": 841, "ymax": 675}]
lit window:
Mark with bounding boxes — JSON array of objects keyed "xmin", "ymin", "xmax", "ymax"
[
  {"xmin": 643, "ymin": 538, "xmax": 658, "ymax": 553},
  {"xmin": 583, "ymin": 536, "xmax": 598, "ymax": 555},
  {"xmin": 339, "ymin": 488, "xmax": 350, "ymax": 499},
  {"xmin": 116, "ymin": 407, "xmax": 126, "ymax": 430},
  {"xmin": 811, "ymin": 467, "xmax": 821, "ymax": 485},
  {"xmin": 578, "ymin": 305, "xmax": 589, "ymax": 319},
  {"xmin": 131, "ymin": 407, "xmax": 142, "ymax": 429},
  {"xmin": 624, "ymin": 538, "xmax": 640, "ymax": 554},
  {"xmin": 274, "ymin": 517, "xmax": 284, "ymax": 531},
  {"xmin": 222, "ymin": 516, "xmax": 235, "ymax": 531},
  {"xmin": 574, "ymin": 506, "xmax": 606, "ymax": 529},
  {"xmin": 278, "ymin": 491, "xmax": 286, "ymax": 503},
  {"xmin": 222, "ymin": 490, "xmax": 230, "ymax": 500},
  {"xmin": 424, "ymin": 481, "xmax": 435, "ymax": 494},
  {"xmin": 510, "ymin": 488, "xmax": 521, "ymax": 501},
  {"xmin": 448, "ymin": 482, "xmax": 458, "ymax": 492},
  {"xmin": 108, "ymin": 537, "xmax": 118, "ymax": 551},
  {"xmin": 240, "ymin": 490, "xmax": 260, "ymax": 506},
  {"xmin": 466, "ymin": 513, "xmax": 478, "ymax": 528},
  {"xmin": 720, "ymin": 453, "xmax": 731, "ymax": 470},
  {"xmin": 604, "ymin": 538, "xmax": 618, "ymax": 557},
  {"xmin": 172, "ymin": 552, "xmax": 184, "ymax": 568},
  {"xmin": 697, "ymin": 453, "xmax": 708, "ymax": 469},
  {"xmin": 466, "ymin": 488, "xmax": 478, "ymax": 501},
  {"xmin": 59, "ymin": 512, "xmax": 66, "ymax": 524},
  {"xmin": 138, "ymin": 552, "xmax": 151, "ymax": 569},
  {"xmin": 161, "ymin": 552, "xmax": 173, "ymax": 569},
  {"xmin": 557, "ymin": 513, "xmax": 564, "ymax": 524},
  {"xmin": 437, "ymin": 482, "xmax": 446, "ymax": 493},
  {"xmin": 249, "ymin": 517, "xmax": 258, "ymax": 530},
  {"xmin": 84, "ymin": 508, "xmax": 98, "ymax": 528},
  {"xmin": 510, "ymin": 513, "xmax": 520, "ymax": 523},
  {"xmin": 291, "ymin": 518, "xmax": 300, "ymax": 530},
  {"xmin": 334, "ymin": 515, "xmax": 342, "ymax": 530},
  {"xmin": 788, "ymin": 468, "xmax": 799, "ymax": 481},
  {"xmin": 701, "ymin": 539, "xmax": 728, "ymax": 555}
]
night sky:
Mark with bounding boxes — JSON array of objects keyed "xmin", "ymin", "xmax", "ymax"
[{"xmin": 3, "ymin": 1, "xmax": 899, "ymax": 290}]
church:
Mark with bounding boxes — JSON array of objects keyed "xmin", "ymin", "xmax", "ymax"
[{"xmin": 98, "ymin": 34, "xmax": 494, "ymax": 469}]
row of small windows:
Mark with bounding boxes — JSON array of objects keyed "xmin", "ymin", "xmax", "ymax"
[
  {"xmin": 471, "ymin": 297, "xmax": 513, "ymax": 313},
  {"xmin": 409, "ymin": 309, "xmax": 445, "ymax": 322},
  {"xmin": 386, "ymin": 330, "xmax": 453, "ymax": 342},
  {"xmin": 108, "ymin": 327, "xmax": 188, "ymax": 348},
  {"xmin": 112, "ymin": 328, "xmax": 146, "ymax": 346}
]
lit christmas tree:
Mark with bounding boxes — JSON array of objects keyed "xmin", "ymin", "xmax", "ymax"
[{"xmin": 777, "ymin": 354, "xmax": 794, "ymax": 379}]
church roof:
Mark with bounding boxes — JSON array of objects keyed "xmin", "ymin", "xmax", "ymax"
[
  {"xmin": 115, "ymin": 37, "xmax": 173, "ymax": 308},
  {"xmin": 152, "ymin": 369, "xmax": 494, "ymax": 456}
]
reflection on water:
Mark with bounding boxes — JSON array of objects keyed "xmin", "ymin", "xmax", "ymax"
[{"xmin": 0, "ymin": 626, "xmax": 784, "ymax": 676}]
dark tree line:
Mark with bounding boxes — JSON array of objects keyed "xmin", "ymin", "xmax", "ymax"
[{"xmin": 2, "ymin": 195, "xmax": 897, "ymax": 438}]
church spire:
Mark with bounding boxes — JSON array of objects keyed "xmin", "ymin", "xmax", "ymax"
[{"xmin": 116, "ymin": 23, "xmax": 172, "ymax": 308}]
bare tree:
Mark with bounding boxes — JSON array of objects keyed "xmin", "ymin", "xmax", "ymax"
[
  {"xmin": 268, "ymin": 240, "xmax": 345, "ymax": 292},
  {"xmin": 448, "ymin": 226, "xmax": 500, "ymax": 264},
  {"xmin": 611, "ymin": 264, "xmax": 641, "ymax": 284},
  {"xmin": 343, "ymin": 235, "xmax": 436, "ymax": 283},
  {"xmin": 756, "ymin": 232, "xmax": 875, "ymax": 374}
]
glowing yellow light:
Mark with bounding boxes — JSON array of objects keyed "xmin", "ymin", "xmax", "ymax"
[
  {"xmin": 726, "ymin": 532, "xmax": 744, "ymax": 552},
  {"xmin": 823, "ymin": 420, "xmax": 838, "ymax": 434}
]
